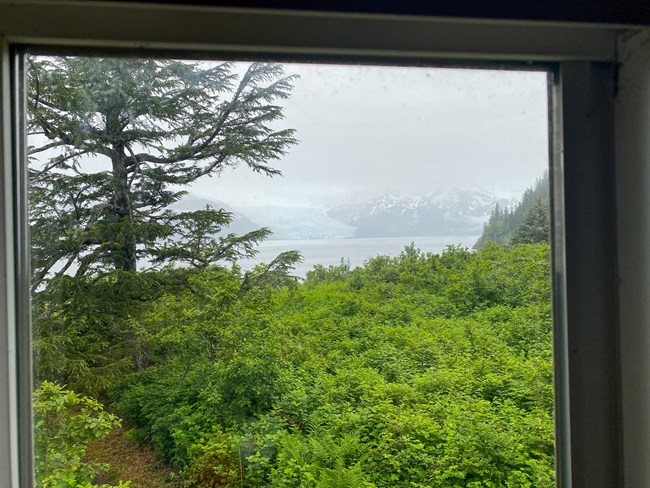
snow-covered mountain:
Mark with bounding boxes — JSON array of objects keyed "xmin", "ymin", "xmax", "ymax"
[
  {"xmin": 326, "ymin": 188, "xmax": 513, "ymax": 237},
  {"xmin": 174, "ymin": 189, "xmax": 514, "ymax": 240}
]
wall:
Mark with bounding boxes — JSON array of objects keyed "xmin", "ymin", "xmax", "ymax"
[{"xmin": 616, "ymin": 28, "xmax": 650, "ymax": 488}]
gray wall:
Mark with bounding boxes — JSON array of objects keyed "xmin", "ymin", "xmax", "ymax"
[{"xmin": 616, "ymin": 29, "xmax": 650, "ymax": 488}]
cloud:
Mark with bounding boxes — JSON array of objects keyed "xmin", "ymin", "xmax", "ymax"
[{"xmin": 186, "ymin": 63, "xmax": 550, "ymax": 207}]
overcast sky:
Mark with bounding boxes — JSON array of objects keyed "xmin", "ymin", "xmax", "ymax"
[{"xmin": 189, "ymin": 62, "xmax": 550, "ymax": 208}]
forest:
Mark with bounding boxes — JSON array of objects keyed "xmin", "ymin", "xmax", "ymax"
[
  {"xmin": 473, "ymin": 174, "xmax": 549, "ymax": 249},
  {"xmin": 28, "ymin": 57, "xmax": 554, "ymax": 487}
]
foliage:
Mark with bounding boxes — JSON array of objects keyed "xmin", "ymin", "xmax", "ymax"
[
  {"xmin": 475, "ymin": 172, "xmax": 549, "ymax": 248},
  {"xmin": 510, "ymin": 198, "xmax": 550, "ymax": 245},
  {"xmin": 32, "ymin": 269, "xmax": 174, "ymax": 397},
  {"xmin": 150, "ymin": 207, "xmax": 272, "ymax": 270},
  {"xmin": 33, "ymin": 381, "xmax": 130, "ymax": 487},
  {"xmin": 113, "ymin": 243, "xmax": 554, "ymax": 487},
  {"xmin": 28, "ymin": 57, "xmax": 297, "ymax": 284},
  {"xmin": 32, "ymin": 253, "xmax": 302, "ymax": 399}
]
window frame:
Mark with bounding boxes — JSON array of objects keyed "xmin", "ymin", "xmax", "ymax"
[{"xmin": 0, "ymin": 2, "xmax": 639, "ymax": 487}]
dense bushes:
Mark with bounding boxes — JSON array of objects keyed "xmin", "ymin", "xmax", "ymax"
[{"xmin": 105, "ymin": 243, "xmax": 554, "ymax": 487}]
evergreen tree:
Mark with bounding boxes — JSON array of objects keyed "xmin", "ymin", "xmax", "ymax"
[
  {"xmin": 29, "ymin": 57, "xmax": 303, "ymax": 393},
  {"xmin": 474, "ymin": 171, "xmax": 549, "ymax": 248},
  {"xmin": 28, "ymin": 57, "xmax": 298, "ymax": 288},
  {"xmin": 510, "ymin": 197, "xmax": 550, "ymax": 245}
]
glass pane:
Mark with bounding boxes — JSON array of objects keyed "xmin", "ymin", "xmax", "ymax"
[{"xmin": 28, "ymin": 55, "xmax": 553, "ymax": 487}]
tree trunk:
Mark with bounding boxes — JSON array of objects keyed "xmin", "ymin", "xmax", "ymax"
[{"xmin": 111, "ymin": 149, "xmax": 137, "ymax": 271}]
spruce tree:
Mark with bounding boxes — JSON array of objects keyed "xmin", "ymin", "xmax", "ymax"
[
  {"xmin": 510, "ymin": 197, "xmax": 550, "ymax": 245},
  {"xmin": 28, "ymin": 57, "xmax": 298, "ymax": 288}
]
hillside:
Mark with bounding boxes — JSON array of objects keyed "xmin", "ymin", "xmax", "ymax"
[
  {"xmin": 327, "ymin": 188, "xmax": 513, "ymax": 238},
  {"xmin": 474, "ymin": 172, "xmax": 550, "ymax": 248}
]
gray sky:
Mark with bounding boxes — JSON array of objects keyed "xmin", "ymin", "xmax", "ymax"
[{"xmin": 189, "ymin": 62, "xmax": 550, "ymax": 208}]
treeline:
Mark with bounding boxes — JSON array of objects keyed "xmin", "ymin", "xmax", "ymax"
[
  {"xmin": 35, "ymin": 243, "xmax": 555, "ymax": 487},
  {"xmin": 474, "ymin": 172, "xmax": 550, "ymax": 248}
]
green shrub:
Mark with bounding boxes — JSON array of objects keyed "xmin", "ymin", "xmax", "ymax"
[
  {"xmin": 114, "ymin": 244, "xmax": 555, "ymax": 486},
  {"xmin": 33, "ymin": 381, "xmax": 130, "ymax": 487}
]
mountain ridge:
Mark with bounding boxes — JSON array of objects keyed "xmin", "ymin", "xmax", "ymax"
[
  {"xmin": 326, "ymin": 188, "xmax": 514, "ymax": 238},
  {"xmin": 176, "ymin": 188, "xmax": 516, "ymax": 240}
]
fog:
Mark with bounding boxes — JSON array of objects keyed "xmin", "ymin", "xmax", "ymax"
[{"xmin": 189, "ymin": 62, "xmax": 550, "ymax": 207}]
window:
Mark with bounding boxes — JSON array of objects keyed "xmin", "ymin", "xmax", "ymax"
[
  {"xmin": 27, "ymin": 54, "xmax": 553, "ymax": 486},
  {"xmin": 0, "ymin": 3, "xmax": 641, "ymax": 487}
]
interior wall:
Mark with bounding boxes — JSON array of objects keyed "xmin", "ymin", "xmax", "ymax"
[{"xmin": 616, "ymin": 28, "xmax": 650, "ymax": 488}]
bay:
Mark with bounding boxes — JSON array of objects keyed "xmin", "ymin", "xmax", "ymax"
[{"xmin": 240, "ymin": 235, "xmax": 480, "ymax": 277}]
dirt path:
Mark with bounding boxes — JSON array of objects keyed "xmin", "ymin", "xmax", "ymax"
[{"xmin": 86, "ymin": 427, "xmax": 181, "ymax": 488}]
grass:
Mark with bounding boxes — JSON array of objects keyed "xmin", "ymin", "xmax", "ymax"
[{"xmin": 86, "ymin": 427, "xmax": 181, "ymax": 488}]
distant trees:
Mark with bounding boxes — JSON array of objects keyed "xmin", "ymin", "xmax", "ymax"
[
  {"xmin": 474, "ymin": 172, "xmax": 550, "ymax": 247},
  {"xmin": 28, "ymin": 57, "xmax": 298, "ymax": 287}
]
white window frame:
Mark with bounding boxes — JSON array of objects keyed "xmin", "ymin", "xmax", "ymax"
[{"xmin": 0, "ymin": 2, "xmax": 647, "ymax": 487}]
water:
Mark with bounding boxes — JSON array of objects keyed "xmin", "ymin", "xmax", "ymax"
[{"xmin": 241, "ymin": 235, "xmax": 480, "ymax": 277}]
